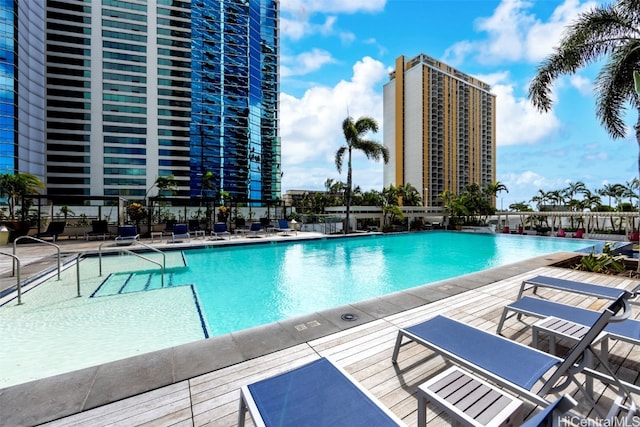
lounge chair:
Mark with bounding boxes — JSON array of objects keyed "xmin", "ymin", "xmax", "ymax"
[
  {"xmin": 35, "ymin": 221, "xmax": 66, "ymax": 242},
  {"xmin": 556, "ymin": 228, "xmax": 566, "ymax": 237},
  {"xmin": 234, "ymin": 217, "xmax": 248, "ymax": 234},
  {"xmin": 496, "ymin": 296, "xmax": 640, "ymax": 362},
  {"xmin": 188, "ymin": 219, "xmax": 206, "ymax": 239},
  {"xmin": 163, "ymin": 219, "xmax": 177, "ymax": 237},
  {"xmin": 247, "ymin": 222, "xmax": 265, "ymax": 238},
  {"xmin": 188, "ymin": 219, "xmax": 201, "ymax": 233},
  {"xmin": 573, "ymin": 228, "xmax": 585, "ymax": 238},
  {"xmin": 274, "ymin": 219, "xmax": 296, "ymax": 236},
  {"xmin": 115, "ymin": 225, "xmax": 139, "ymax": 245},
  {"xmin": 210, "ymin": 222, "xmax": 230, "ymax": 240},
  {"xmin": 85, "ymin": 220, "xmax": 110, "ymax": 240},
  {"xmin": 515, "ymin": 275, "xmax": 639, "ymax": 303},
  {"xmin": 238, "ymin": 357, "xmax": 406, "ymax": 427},
  {"xmin": 391, "ymin": 295, "xmax": 637, "ymax": 420},
  {"xmin": 171, "ymin": 223, "xmax": 190, "ymax": 242}
]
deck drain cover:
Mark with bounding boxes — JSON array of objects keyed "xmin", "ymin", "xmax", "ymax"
[{"xmin": 341, "ymin": 313, "xmax": 357, "ymax": 321}]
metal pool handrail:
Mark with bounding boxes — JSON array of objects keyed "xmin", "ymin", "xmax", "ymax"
[
  {"xmin": 74, "ymin": 242, "xmax": 166, "ymax": 298},
  {"xmin": 98, "ymin": 240, "xmax": 165, "ymax": 284},
  {"xmin": 0, "ymin": 251, "xmax": 21, "ymax": 304},
  {"xmin": 13, "ymin": 236, "xmax": 61, "ymax": 280}
]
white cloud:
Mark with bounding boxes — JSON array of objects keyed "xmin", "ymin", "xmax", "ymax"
[
  {"xmin": 280, "ymin": 0, "xmax": 386, "ymax": 40},
  {"xmin": 569, "ymin": 74, "xmax": 592, "ymax": 95},
  {"xmin": 280, "ymin": 57, "xmax": 389, "ymax": 191},
  {"xmin": 280, "ymin": 17, "xmax": 308, "ymax": 41},
  {"xmin": 363, "ymin": 37, "xmax": 387, "ymax": 57},
  {"xmin": 339, "ymin": 31, "xmax": 356, "ymax": 45},
  {"xmin": 476, "ymin": 72, "xmax": 561, "ymax": 146},
  {"xmin": 281, "ymin": 49, "xmax": 337, "ymax": 78},
  {"xmin": 280, "ymin": 0, "xmax": 386, "ymax": 15},
  {"xmin": 497, "ymin": 170, "xmax": 563, "ymax": 206},
  {"xmin": 280, "ymin": 15, "xmax": 338, "ymax": 41},
  {"xmin": 508, "ymin": 170, "xmax": 548, "ymax": 187},
  {"xmin": 444, "ymin": 0, "xmax": 598, "ymax": 66}
]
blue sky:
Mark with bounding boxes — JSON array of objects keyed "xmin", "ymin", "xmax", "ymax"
[{"xmin": 278, "ymin": 0, "xmax": 639, "ymax": 209}]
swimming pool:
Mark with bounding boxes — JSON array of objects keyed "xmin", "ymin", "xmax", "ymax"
[{"xmin": 0, "ymin": 232, "xmax": 596, "ymax": 387}]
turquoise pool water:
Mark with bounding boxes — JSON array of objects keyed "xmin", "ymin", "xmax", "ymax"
[
  {"xmin": 0, "ymin": 231, "xmax": 597, "ymax": 387},
  {"xmin": 98, "ymin": 232, "xmax": 597, "ymax": 336}
]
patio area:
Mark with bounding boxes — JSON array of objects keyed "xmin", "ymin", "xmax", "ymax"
[{"xmin": 0, "ymin": 246, "xmax": 636, "ymax": 425}]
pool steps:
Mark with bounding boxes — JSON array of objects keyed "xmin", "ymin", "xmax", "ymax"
[{"xmin": 91, "ymin": 271, "xmax": 180, "ymax": 297}]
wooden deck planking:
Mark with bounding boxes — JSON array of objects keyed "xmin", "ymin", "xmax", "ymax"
[
  {"xmin": 40, "ymin": 381, "xmax": 193, "ymax": 427},
  {"xmin": 190, "ymin": 345, "xmax": 319, "ymax": 424},
  {"xmin": 42, "ymin": 268, "xmax": 640, "ymax": 427}
]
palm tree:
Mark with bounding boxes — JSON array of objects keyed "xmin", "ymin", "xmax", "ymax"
[
  {"xmin": 399, "ymin": 183, "xmax": 422, "ymax": 206},
  {"xmin": 381, "ymin": 184, "xmax": 401, "ymax": 227},
  {"xmin": 483, "ymin": 181, "xmax": 508, "ymax": 210},
  {"xmin": 598, "ymin": 183, "xmax": 620, "ymax": 208},
  {"xmin": 530, "ymin": 189, "xmax": 550, "ymax": 211},
  {"xmin": 563, "ymin": 181, "xmax": 587, "ymax": 209},
  {"xmin": 155, "ymin": 174, "xmax": 178, "ymax": 196},
  {"xmin": 0, "ymin": 173, "xmax": 45, "ymax": 220},
  {"xmin": 528, "ymin": 0, "xmax": 640, "ymax": 239},
  {"xmin": 335, "ymin": 116, "xmax": 389, "ymax": 233}
]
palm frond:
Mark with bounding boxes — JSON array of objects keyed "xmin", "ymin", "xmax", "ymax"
[
  {"xmin": 529, "ymin": 2, "xmax": 640, "ymax": 113},
  {"xmin": 353, "ymin": 139, "xmax": 390, "ymax": 163},
  {"xmin": 595, "ymin": 39, "xmax": 640, "ymax": 138},
  {"xmin": 335, "ymin": 146, "xmax": 346, "ymax": 173},
  {"xmin": 353, "ymin": 116, "xmax": 379, "ymax": 134}
]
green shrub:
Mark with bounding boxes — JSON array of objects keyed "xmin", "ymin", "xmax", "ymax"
[{"xmin": 573, "ymin": 243, "xmax": 626, "ymax": 274}]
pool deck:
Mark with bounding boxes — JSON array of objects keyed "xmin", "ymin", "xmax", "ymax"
[{"xmin": 1, "ymin": 232, "xmax": 639, "ymax": 426}]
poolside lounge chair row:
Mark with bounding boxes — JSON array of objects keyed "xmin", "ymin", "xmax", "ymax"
[
  {"xmin": 112, "ymin": 219, "xmax": 297, "ymax": 243},
  {"xmin": 238, "ymin": 275, "xmax": 640, "ymax": 426}
]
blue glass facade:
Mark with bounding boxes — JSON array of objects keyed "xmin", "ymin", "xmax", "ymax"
[
  {"xmin": 44, "ymin": 0, "xmax": 279, "ymax": 202},
  {"xmin": 190, "ymin": 0, "xmax": 279, "ymax": 203},
  {"xmin": 0, "ymin": 0, "xmax": 15, "ymax": 174},
  {"xmin": 0, "ymin": 0, "xmax": 45, "ymax": 179}
]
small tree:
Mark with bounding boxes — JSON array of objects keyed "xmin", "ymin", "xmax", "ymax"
[
  {"xmin": 126, "ymin": 202, "xmax": 147, "ymax": 232},
  {"xmin": 58, "ymin": 205, "xmax": 75, "ymax": 222}
]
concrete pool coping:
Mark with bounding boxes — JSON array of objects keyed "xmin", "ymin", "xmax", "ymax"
[{"xmin": 0, "ymin": 239, "xmax": 583, "ymax": 426}]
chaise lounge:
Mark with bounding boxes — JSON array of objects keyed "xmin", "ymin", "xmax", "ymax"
[
  {"xmin": 391, "ymin": 295, "xmax": 637, "ymax": 421},
  {"xmin": 171, "ymin": 223, "xmax": 190, "ymax": 242},
  {"xmin": 210, "ymin": 222, "xmax": 230, "ymax": 240},
  {"xmin": 85, "ymin": 220, "xmax": 111, "ymax": 240},
  {"xmin": 114, "ymin": 225, "xmax": 139, "ymax": 245},
  {"xmin": 515, "ymin": 275, "xmax": 639, "ymax": 303},
  {"xmin": 274, "ymin": 218, "xmax": 296, "ymax": 236},
  {"xmin": 496, "ymin": 296, "xmax": 640, "ymax": 362},
  {"xmin": 246, "ymin": 222, "xmax": 266, "ymax": 238},
  {"xmin": 35, "ymin": 221, "xmax": 66, "ymax": 242},
  {"xmin": 238, "ymin": 357, "xmax": 406, "ymax": 426}
]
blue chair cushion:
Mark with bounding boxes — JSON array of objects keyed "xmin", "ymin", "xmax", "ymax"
[
  {"xmin": 247, "ymin": 358, "xmax": 400, "ymax": 426},
  {"xmin": 405, "ymin": 315, "xmax": 560, "ymax": 390}
]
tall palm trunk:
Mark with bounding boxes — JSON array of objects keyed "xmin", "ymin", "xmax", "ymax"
[
  {"xmin": 345, "ymin": 148, "xmax": 352, "ymax": 234},
  {"xmin": 635, "ymin": 119, "xmax": 640, "ymax": 273}
]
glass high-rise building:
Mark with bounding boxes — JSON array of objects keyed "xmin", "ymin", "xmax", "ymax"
[
  {"xmin": 0, "ymin": 1, "xmax": 46, "ymax": 177},
  {"xmin": 45, "ymin": 0, "xmax": 280, "ymax": 204},
  {"xmin": 383, "ymin": 54, "xmax": 495, "ymax": 207}
]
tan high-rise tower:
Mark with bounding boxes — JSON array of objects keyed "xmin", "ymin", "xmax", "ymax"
[{"xmin": 383, "ymin": 54, "xmax": 496, "ymax": 207}]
